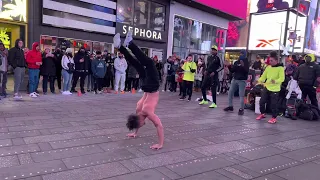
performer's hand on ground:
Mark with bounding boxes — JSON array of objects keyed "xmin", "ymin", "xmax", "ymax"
[
  {"xmin": 150, "ymin": 144, "xmax": 163, "ymax": 150},
  {"xmin": 127, "ymin": 133, "xmax": 137, "ymax": 138}
]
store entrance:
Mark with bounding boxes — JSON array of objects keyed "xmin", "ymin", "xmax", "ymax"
[{"xmin": 189, "ymin": 53, "xmax": 207, "ymax": 63}]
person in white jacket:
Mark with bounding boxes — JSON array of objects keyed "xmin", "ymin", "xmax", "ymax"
[
  {"xmin": 61, "ymin": 48, "xmax": 75, "ymax": 95},
  {"xmin": 286, "ymin": 77, "xmax": 302, "ymax": 99},
  {"xmin": 114, "ymin": 52, "xmax": 128, "ymax": 94}
]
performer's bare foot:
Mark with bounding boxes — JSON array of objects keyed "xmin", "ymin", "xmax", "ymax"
[
  {"xmin": 127, "ymin": 132, "xmax": 137, "ymax": 138},
  {"xmin": 150, "ymin": 144, "xmax": 163, "ymax": 150}
]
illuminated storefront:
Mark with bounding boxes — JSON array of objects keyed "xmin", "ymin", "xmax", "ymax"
[{"xmin": 0, "ymin": 0, "xmax": 27, "ymax": 48}]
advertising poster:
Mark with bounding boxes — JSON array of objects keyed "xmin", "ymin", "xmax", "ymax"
[
  {"xmin": 304, "ymin": 0, "xmax": 320, "ymax": 56},
  {"xmin": 195, "ymin": 0, "xmax": 248, "ymax": 19},
  {"xmin": 226, "ymin": 0, "xmax": 251, "ymax": 48},
  {"xmin": 250, "ymin": 0, "xmax": 293, "ymax": 13},
  {"xmin": 0, "ymin": 0, "xmax": 27, "ymax": 22}
]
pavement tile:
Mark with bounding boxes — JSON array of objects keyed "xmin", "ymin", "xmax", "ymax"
[
  {"xmin": 193, "ymin": 141, "xmax": 251, "ymax": 156},
  {"xmin": 31, "ymin": 144, "xmax": 104, "ymax": 162},
  {"xmin": 168, "ymin": 130, "xmax": 218, "ymax": 140},
  {"xmin": 233, "ymin": 145, "xmax": 287, "ymax": 160},
  {"xmin": 8, "ymin": 124, "xmax": 63, "ymax": 132},
  {"xmin": 280, "ymin": 147, "xmax": 320, "ymax": 162},
  {"xmin": 5, "ymin": 115, "xmax": 53, "ymax": 122},
  {"xmin": 49, "ymin": 135, "xmax": 111, "ymax": 149},
  {"xmin": 179, "ymin": 170, "xmax": 231, "ymax": 180},
  {"xmin": 24, "ymin": 132, "xmax": 84, "ymax": 144},
  {"xmin": 252, "ymin": 174, "xmax": 286, "ymax": 180},
  {"xmin": 106, "ymin": 169, "xmax": 169, "ymax": 180},
  {"xmin": 167, "ymin": 156, "xmax": 234, "ymax": 177},
  {"xmin": 90, "ymin": 127, "xmax": 129, "ymax": 136},
  {"xmin": 274, "ymin": 138, "xmax": 319, "ymax": 150},
  {"xmin": 0, "ymin": 130, "xmax": 41, "ymax": 140},
  {"xmin": 203, "ymin": 133, "xmax": 249, "ymax": 144},
  {"xmin": 0, "ymin": 155, "xmax": 20, "ymax": 168},
  {"xmin": 62, "ymin": 149, "xmax": 135, "ymax": 169},
  {"xmin": 0, "ymin": 144, "xmax": 40, "ymax": 156},
  {"xmin": 98, "ymin": 138, "xmax": 156, "ymax": 151},
  {"xmin": 18, "ymin": 153, "xmax": 34, "ymax": 165},
  {"xmin": 131, "ymin": 150, "xmax": 195, "ymax": 169},
  {"xmin": 119, "ymin": 160, "xmax": 142, "ymax": 173},
  {"xmin": 42, "ymin": 162, "xmax": 129, "ymax": 180},
  {"xmin": 155, "ymin": 166, "xmax": 181, "ymax": 180},
  {"xmin": 240, "ymin": 155, "xmax": 301, "ymax": 175},
  {"xmin": 0, "ymin": 160, "xmax": 67, "ymax": 180},
  {"xmin": 244, "ymin": 134, "xmax": 293, "ymax": 146},
  {"xmin": 276, "ymin": 162, "xmax": 320, "ymax": 180},
  {"xmin": 0, "ymin": 139, "xmax": 12, "ymax": 147},
  {"xmin": 50, "ymin": 125, "xmax": 101, "ymax": 134}
]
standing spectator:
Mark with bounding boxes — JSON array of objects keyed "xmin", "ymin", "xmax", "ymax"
[
  {"xmin": 40, "ymin": 48, "xmax": 56, "ymax": 94},
  {"xmin": 8, "ymin": 39, "xmax": 26, "ymax": 100},
  {"xmin": 162, "ymin": 57, "xmax": 172, "ymax": 92},
  {"xmin": 252, "ymin": 55, "xmax": 262, "ymax": 70},
  {"xmin": 224, "ymin": 50, "xmax": 249, "ymax": 115},
  {"xmin": 154, "ymin": 56, "xmax": 163, "ymax": 82},
  {"xmin": 114, "ymin": 52, "xmax": 127, "ymax": 94},
  {"xmin": 53, "ymin": 48, "xmax": 63, "ymax": 92},
  {"xmin": 127, "ymin": 62, "xmax": 139, "ymax": 93},
  {"xmin": 71, "ymin": 47, "xmax": 89, "ymax": 94},
  {"xmin": 26, "ymin": 42, "xmax": 42, "ymax": 98},
  {"xmin": 199, "ymin": 45, "xmax": 222, "ymax": 108},
  {"xmin": 194, "ymin": 58, "xmax": 204, "ymax": 92},
  {"xmin": 61, "ymin": 48, "xmax": 74, "ymax": 95},
  {"xmin": 0, "ymin": 42, "xmax": 8, "ymax": 97},
  {"xmin": 104, "ymin": 52, "xmax": 115, "ymax": 93},
  {"xmin": 91, "ymin": 51, "xmax": 106, "ymax": 94},
  {"xmin": 180, "ymin": 55, "xmax": 197, "ymax": 101},
  {"xmin": 176, "ymin": 61, "xmax": 184, "ymax": 96},
  {"xmin": 86, "ymin": 54, "xmax": 94, "ymax": 92},
  {"xmin": 169, "ymin": 57, "xmax": 179, "ymax": 92},
  {"xmin": 256, "ymin": 51, "xmax": 285, "ymax": 124},
  {"xmin": 294, "ymin": 54, "xmax": 320, "ymax": 108}
]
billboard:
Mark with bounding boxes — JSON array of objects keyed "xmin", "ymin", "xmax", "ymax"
[
  {"xmin": 248, "ymin": 11, "xmax": 306, "ymax": 52},
  {"xmin": 226, "ymin": 0, "xmax": 251, "ymax": 48},
  {"xmin": 195, "ymin": 0, "xmax": 248, "ymax": 19},
  {"xmin": 304, "ymin": 0, "xmax": 320, "ymax": 56},
  {"xmin": 248, "ymin": 12, "xmax": 287, "ymax": 50},
  {"xmin": 250, "ymin": 0, "xmax": 293, "ymax": 13}
]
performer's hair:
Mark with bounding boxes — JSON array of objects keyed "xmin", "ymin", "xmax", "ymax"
[{"xmin": 126, "ymin": 114, "xmax": 140, "ymax": 131}]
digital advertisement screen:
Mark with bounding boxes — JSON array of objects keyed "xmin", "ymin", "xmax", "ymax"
[
  {"xmin": 304, "ymin": 0, "xmax": 320, "ymax": 56},
  {"xmin": 248, "ymin": 12, "xmax": 287, "ymax": 50},
  {"xmin": 286, "ymin": 12, "xmax": 307, "ymax": 53},
  {"xmin": 195, "ymin": 0, "xmax": 248, "ymax": 19},
  {"xmin": 250, "ymin": 0, "xmax": 293, "ymax": 13}
]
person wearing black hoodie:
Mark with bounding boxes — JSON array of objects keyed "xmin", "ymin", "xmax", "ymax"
[
  {"xmin": 53, "ymin": 48, "xmax": 63, "ymax": 91},
  {"xmin": 224, "ymin": 50, "xmax": 249, "ymax": 115},
  {"xmin": 104, "ymin": 52, "xmax": 115, "ymax": 92},
  {"xmin": 8, "ymin": 39, "xmax": 26, "ymax": 100},
  {"xmin": 71, "ymin": 47, "xmax": 90, "ymax": 94},
  {"xmin": 40, "ymin": 48, "xmax": 56, "ymax": 94}
]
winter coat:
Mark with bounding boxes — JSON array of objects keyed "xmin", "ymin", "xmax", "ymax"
[
  {"xmin": 294, "ymin": 62, "xmax": 320, "ymax": 87},
  {"xmin": 0, "ymin": 49, "xmax": 8, "ymax": 72},
  {"xmin": 127, "ymin": 64, "xmax": 138, "ymax": 78},
  {"xmin": 40, "ymin": 54, "xmax": 56, "ymax": 76},
  {"xmin": 53, "ymin": 51, "xmax": 63, "ymax": 72},
  {"xmin": 91, "ymin": 58, "xmax": 107, "ymax": 78},
  {"xmin": 26, "ymin": 42, "xmax": 42, "ymax": 69},
  {"xmin": 8, "ymin": 39, "xmax": 26, "ymax": 69},
  {"xmin": 105, "ymin": 56, "xmax": 115, "ymax": 77},
  {"xmin": 114, "ymin": 57, "xmax": 127, "ymax": 74},
  {"xmin": 230, "ymin": 51, "xmax": 249, "ymax": 81},
  {"xmin": 73, "ymin": 47, "xmax": 90, "ymax": 73}
]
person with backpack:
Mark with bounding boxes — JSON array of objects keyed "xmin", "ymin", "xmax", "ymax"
[{"xmin": 61, "ymin": 48, "xmax": 74, "ymax": 95}]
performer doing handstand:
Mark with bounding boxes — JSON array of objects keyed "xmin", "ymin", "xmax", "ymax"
[{"xmin": 113, "ymin": 31, "xmax": 164, "ymax": 150}]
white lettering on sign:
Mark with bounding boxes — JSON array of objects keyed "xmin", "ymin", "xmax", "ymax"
[{"xmin": 122, "ymin": 25, "xmax": 162, "ymax": 40}]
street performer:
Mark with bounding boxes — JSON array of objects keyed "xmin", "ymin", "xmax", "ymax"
[{"xmin": 113, "ymin": 31, "xmax": 164, "ymax": 150}]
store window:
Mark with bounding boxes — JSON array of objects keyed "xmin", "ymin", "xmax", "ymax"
[
  {"xmin": 40, "ymin": 35, "xmax": 112, "ymax": 55},
  {"xmin": 173, "ymin": 15, "xmax": 226, "ymax": 57},
  {"xmin": 117, "ymin": 0, "xmax": 165, "ymax": 31},
  {"xmin": 0, "ymin": 22, "xmax": 26, "ymax": 49}
]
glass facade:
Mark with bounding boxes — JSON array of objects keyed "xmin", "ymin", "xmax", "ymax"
[
  {"xmin": 40, "ymin": 35, "xmax": 113, "ymax": 55},
  {"xmin": 117, "ymin": 0, "xmax": 165, "ymax": 31},
  {"xmin": 173, "ymin": 15, "xmax": 226, "ymax": 59},
  {"xmin": 0, "ymin": 22, "xmax": 26, "ymax": 49}
]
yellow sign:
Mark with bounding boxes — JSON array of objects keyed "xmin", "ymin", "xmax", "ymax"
[
  {"xmin": 0, "ymin": 0, "xmax": 27, "ymax": 22},
  {"xmin": 0, "ymin": 28, "xmax": 10, "ymax": 48}
]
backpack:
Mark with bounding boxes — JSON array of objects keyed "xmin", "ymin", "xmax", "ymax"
[{"xmin": 296, "ymin": 102, "xmax": 320, "ymax": 121}]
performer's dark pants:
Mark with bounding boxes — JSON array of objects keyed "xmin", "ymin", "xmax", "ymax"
[{"xmin": 201, "ymin": 75, "xmax": 218, "ymax": 104}]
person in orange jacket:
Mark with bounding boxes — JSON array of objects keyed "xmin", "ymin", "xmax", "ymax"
[{"xmin": 26, "ymin": 42, "xmax": 42, "ymax": 98}]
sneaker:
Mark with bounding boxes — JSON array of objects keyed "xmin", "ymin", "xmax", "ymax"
[
  {"xmin": 120, "ymin": 91, "xmax": 125, "ymax": 94},
  {"xmin": 113, "ymin": 33, "xmax": 122, "ymax": 48},
  {"xmin": 132, "ymin": 88, "xmax": 136, "ymax": 94},
  {"xmin": 268, "ymin": 118, "xmax": 277, "ymax": 124},
  {"xmin": 43, "ymin": 92, "xmax": 47, "ymax": 95},
  {"xmin": 98, "ymin": 91, "xmax": 103, "ymax": 94},
  {"xmin": 34, "ymin": 92, "xmax": 40, "ymax": 96},
  {"xmin": 209, "ymin": 103, "xmax": 217, "ymax": 108},
  {"xmin": 70, "ymin": 89, "xmax": 77, "ymax": 93},
  {"xmin": 187, "ymin": 97, "xmax": 191, "ymax": 101},
  {"xmin": 114, "ymin": 91, "xmax": 118, "ymax": 94},
  {"xmin": 29, "ymin": 92, "xmax": 37, "ymax": 98},
  {"xmin": 138, "ymin": 89, "xmax": 143, "ymax": 93},
  {"xmin": 67, "ymin": 91, "xmax": 73, "ymax": 95},
  {"xmin": 199, "ymin": 100, "xmax": 208, "ymax": 105},
  {"xmin": 62, "ymin": 91, "xmax": 70, "ymax": 95},
  {"xmin": 123, "ymin": 30, "xmax": 133, "ymax": 47},
  {"xmin": 238, "ymin": 108, "xmax": 244, "ymax": 115},
  {"xmin": 179, "ymin": 96, "xmax": 186, "ymax": 101},
  {"xmin": 94, "ymin": 91, "xmax": 97, "ymax": 94},
  {"xmin": 224, "ymin": 106, "xmax": 234, "ymax": 112},
  {"xmin": 14, "ymin": 95, "xmax": 22, "ymax": 100},
  {"xmin": 162, "ymin": 90, "xmax": 165, "ymax": 92},
  {"xmin": 256, "ymin": 114, "xmax": 266, "ymax": 120}
]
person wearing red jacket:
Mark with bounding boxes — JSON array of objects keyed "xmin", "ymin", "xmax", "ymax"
[{"xmin": 26, "ymin": 42, "xmax": 42, "ymax": 98}]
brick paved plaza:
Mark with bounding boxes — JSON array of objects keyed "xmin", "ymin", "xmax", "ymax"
[{"xmin": 0, "ymin": 92, "xmax": 320, "ymax": 180}]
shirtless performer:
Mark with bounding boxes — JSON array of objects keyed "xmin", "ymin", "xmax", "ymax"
[{"xmin": 113, "ymin": 31, "xmax": 164, "ymax": 150}]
